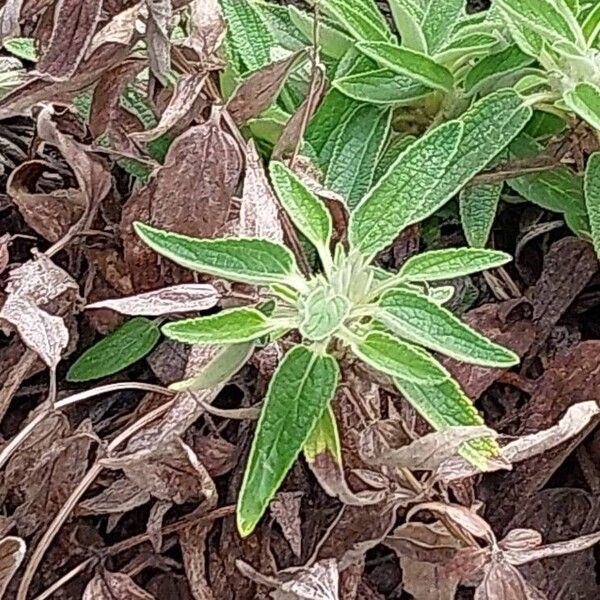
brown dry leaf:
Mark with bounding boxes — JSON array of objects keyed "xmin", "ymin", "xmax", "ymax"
[
  {"xmin": 121, "ymin": 107, "xmax": 242, "ymax": 291},
  {"xmin": 401, "ymin": 556, "xmax": 460, "ymax": 600},
  {"xmin": 7, "ymin": 160, "xmax": 85, "ymax": 242},
  {"xmin": 130, "ymin": 72, "xmax": 207, "ymax": 142},
  {"xmin": 265, "ymin": 560, "xmax": 339, "ymax": 600},
  {"xmin": 86, "ymin": 283, "xmax": 220, "ymax": 315},
  {"xmin": 36, "ymin": 0, "xmax": 102, "ymax": 80},
  {"xmin": 146, "ymin": 0, "xmax": 172, "ymax": 85},
  {"xmin": 0, "ymin": 235, "xmax": 10, "ymax": 275},
  {"xmin": 83, "ymin": 569, "xmax": 157, "ymax": 600},
  {"xmin": 474, "ymin": 560, "xmax": 545, "ymax": 600},
  {"xmin": 0, "ymin": 536, "xmax": 26, "ymax": 598},
  {"xmin": 500, "ymin": 529, "xmax": 543, "ymax": 552},
  {"xmin": 147, "ymin": 500, "xmax": 172, "ymax": 552},
  {"xmin": 227, "ymin": 51, "xmax": 305, "ymax": 125},
  {"xmin": 180, "ymin": 519, "xmax": 216, "ymax": 600},
  {"xmin": 239, "ymin": 140, "xmax": 284, "ymax": 241},
  {"xmin": 192, "ymin": 432, "xmax": 237, "ymax": 477},
  {"xmin": 87, "ymin": 2, "xmax": 143, "ymax": 55},
  {"xmin": 78, "ymin": 477, "xmax": 151, "ymax": 515},
  {"xmin": 270, "ymin": 492, "xmax": 303, "ymax": 558},
  {"xmin": 0, "ymin": 0, "xmax": 24, "ymax": 42},
  {"xmin": 184, "ymin": 0, "xmax": 226, "ymax": 61}
]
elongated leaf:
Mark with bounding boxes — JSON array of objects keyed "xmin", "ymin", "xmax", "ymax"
[
  {"xmin": 460, "ymin": 183, "xmax": 502, "ymax": 248},
  {"xmin": 564, "ymin": 82, "xmax": 600, "ymax": 131},
  {"xmin": 300, "ymin": 286, "xmax": 350, "ymax": 341},
  {"xmin": 387, "ymin": 0, "xmax": 427, "ymax": 52},
  {"xmin": 350, "ymin": 90, "xmax": 532, "ymax": 256},
  {"xmin": 163, "ymin": 307, "xmax": 278, "ymax": 344},
  {"xmin": 398, "ymin": 247, "xmax": 512, "ymax": 281},
  {"xmin": 357, "ymin": 42, "xmax": 454, "ymax": 91},
  {"xmin": 379, "ymin": 289, "xmax": 519, "ymax": 367},
  {"xmin": 270, "ymin": 162, "xmax": 332, "ymax": 251},
  {"xmin": 237, "ymin": 345, "xmax": 340, "ymax": 536},
  {"xmin": 420, "ymin": 0, "xmax": 465, "ymax": 54},
  {"xmin": 67, "ymin": 318, "xmax": 160, "ymax": 382},
  {"xmin": 582, "ymin": 2, "xmax": 600, "ymax": 44},
  {"xmin": 134, "ymin": 222, "xmax": 301, "ymax": 287},
  {"xmin": 320, "ymin": 0, "xmax": 392, "ymax": 42},
  {"xmin": 433, "ymin": 32, "xmax": 499, "ymax": 63},
  {"xmin": 585, "ymin": 152, "xmax": 600, "ymax": 259},
  {"xmin": 394, "ymin": 377, "xmax": 499, "ymax": 469},
  {"xmin": 351, "ymin": 331, "xmax": 450, "ymax": 384}
]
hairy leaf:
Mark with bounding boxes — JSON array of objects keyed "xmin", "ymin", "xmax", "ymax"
[
  {"xmin": 460, "ymin": 183, "xmax": 503, "ymax": 248},
  {"xmin": 300, "ymin": 286, "xmax": 350, "ymax": 341},
  {"xmin": 379, "ymin": 288, "xmax": 520, "ymax": 367},
  {"xmin": 398, "ymin": 247, "xmax": 512, "ymax": 281},
  {"xmin": 585, "ymin": 152, "xmax": 600, "ymax": 259},
  {"xmin": 134, "ymin": 223, "xmax": 301, "ymax": 287},
  {"xmin": 320, "ymin": 0, "xmax": 392, "ymax": 42},
  {"xmin": 564, "ymin": 82, "xmax": 600, "ymax": 131},
  {"xmin": 420, "ymin": 0, "xmax": 465, "ymax": 54},
  {"xmin": 163, "ymin": 307, "xmax": 278, "ymax": 344},
  {"xmin": 67, "ymin": 318, "xmax": 160, "ymax": 382},
  {"xmin": 237, "ymin": 345, "xmax": 340, "ymax": 536},
  {"xmin": 0, "ymin": 537, "xmax": 26, "ymax": 599}
]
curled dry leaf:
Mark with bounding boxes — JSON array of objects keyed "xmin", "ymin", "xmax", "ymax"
[
  {"xmin": 86, "ymin": 283, "xmax": 220, "ymax": 316},
  {"xmin": 0, "ymin": 235, "xmax": 10, "ymax": 275},
  {"xmin": 36, "ymin": 0, "xmax": 102, "ymax": 80},
  {"xmin": 147, "ymin": 500, "xmax": 172, "ymax": 552},
  {"xmin": 87, "ymin": 2, "xmax": 143, "ymax": 56},
  {"xmin": 499, "ymin": 529, "xmax": 543, "ymax": 552},
  {"xmin": 184, "ymin": 0, "xmax": 226, "ymax": 61},
  {"xmin": 474, "ymin": 560, "xmax": 545, "ymax": 600},
  {"xmin": 83, "ymin": 569, "xmax": 157, "ymax": 600},
  {"xmin": 145, "ymin": 0, "xmax": 172, "ymax": 85},
  {"xmin": 0, "ymin": 536, "xmax": 26, "ymax": 599},
  {"xmin": 180, "ymin": 519, "xmax": 217, "ymax": 600},
  {"xmin": 78, "ymin": 477, "xmax": 151, "ymax": 516},
  {"xmin": 275, "ymin": 559, "xmax": 339, "ymax": 600},
  {"xmin": 270, "ymin": 492, "xmax": 303, "ymax": 558},
  {"xmin": 0, "ymin": 0, "xmax": 23, "ymax": 42}
]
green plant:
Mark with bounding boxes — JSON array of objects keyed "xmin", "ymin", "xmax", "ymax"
[{"xmin": 133, "ymin": 90, "xmax": 528, "ymax": 537}]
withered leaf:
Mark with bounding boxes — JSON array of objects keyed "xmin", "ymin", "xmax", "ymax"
[
  {"xmin": 277, "ymin": 559, "xmax": 339, "ymax": 600},
  {"xmin": 227, "ymin": 51, "xmax": 304, "ymax": 125},
  {"xmin": 474, "ymin": 560, "xmax": 545, "ymax": 600},
  {"xmin": 0, "ymin": 536, "xmax": 26, "ymax": 598},
  {"xmin": 130, "ymin": 72, "xmax": 207, "ymax": 142},
  {"xmin": 400, "ymin": 555, "xmax": 460, "ymax": 600},
  {"xmin": 270, "ymin": 492, "xmax": 303, "ymax": 558},
  {"xmin": 0, "ymin": 234, "xmax": 10, "ymax": 274},
  {"xmin": 193, "ymin": 433, "xmax": 237, "ymax": 477},
  {"xmin": 147, "ymin": 500, "xmax": 171, "ymax": 552},
  {"xmin": 180, "ymin": 519, "xmax": 216, "ymax": 600},
  {"xmin": 146, "ymin": 0, "xmax": 172, "ymax": 85},
  {"xmin": 87, "ymin": 2, "xmax": 143, "ymax": 55},
  {"xmin": 86, "ymin": 283, "xmax": 220, "ymax": 316},
  {"xmin": 37, "ymin": 0, "xmax": 103, "ymax": 80},
  {"xmin": 185, "ymin": 0, "xmax": 226, "ymax": 61},
  {"xmin": 83, "ymin": 569, "xmax": 157, "ymax": 600},
  {"xmin": 500, "ymin": 529, "xmax": 543, "ymax": 553},
  {"xmin": 78, "ymin": 477, "xmax": 151, "ymax": 515},
  {"xmin": 0, "ymin": 0, "xmax": 24, "ymax": 43}
]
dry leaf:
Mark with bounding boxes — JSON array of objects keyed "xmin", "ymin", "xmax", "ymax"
[
  {"xmin": 0, "ymin": 536, "xmax": 26, "ymax": 598},
  {"xmin": 146, "ymin": 0, "xmax": 172, "ymax": 85},
  {"xmin": 270, "ymin": 492, "xmax": 303, "ymax": 558},
  {"xmin": 87, "ymin": 3, "xmax": 143, "ymax": 56},
  {"xmin": 130, "ymin": 72, "xmax": 207, "ymax": 142},
  {"xmin": 147, "ymin": 500, "xmax": 171, "ymax": 552},
  {"xmin": 86, "ymin": 283, "xmax": 220, "ymax": 315},
  {"xmin": 401, "ymin": 556, "xmax": 460, "ymax": 600},
  {"xmin": 78, "ymin": 477, "xmax": 151, "ymax": 515},
  {"xmin": 474, "ymin": 560, "xmax": 545, "ymax": 600},
  {"xmin": 227, "ymin": 52, "xmax": 304, "ymax": 125},
  {"xmin": 276, "ymin": 559, "xmax": 339, "ymax": 600},
  {"xmin": 0, "ymin": 0, "xmax": 24, "ymax": 42},
  {"xmin": 37, "ymin": 0, "xmax": 102, "ymax": 80},
  {"xmin": 0, "ymin": 235, "xmax": 10, "ymax": 275},
  {"xmin": 185, "ymin": 0, "xmax": 226, "ymax": 61},
  {"xmin": 83, "ymin": 569, "xmax": 157, "ymax": 599},
  {"xmin": 500, "ymin": 529, "xmax": 543, "ymax": 552},
  {"xmin": 192, "ymin": 433, "xmax": 237, "ymax": 477},
  {"xmin": 180, "ymin": 519, "xmax": 216, "ymax": 600}
]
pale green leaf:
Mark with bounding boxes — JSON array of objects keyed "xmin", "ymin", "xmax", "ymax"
[
  {"xmin": 237, "ymin": 345, "xmax": 340, "ymax": 536},
  {"xmin": 320, "ymin": 0, "xmax": 392, "ymax": 41},
  {"xmin": 304, "ymin": 406, "xmax": 342, "ymax": 463},
  {"xmin": 420, "ymin": 0, "xmax": 465, "ymax": 54},
  {"xmin": 428, "ymin": 285, "xmax": 455, "ymax": 305},
  {"xmin": 585, "ymin": 152, "xmax": 600, "ymax": 259},
  {"xmin": 300, "ymin": 286, "xmax": 350, "ymax": 341},
  {"xmin": 67, "ymin": 318, "xmax": 160, "ymax": 382},
  {"xmin": 582, "ymin": 2, "xmax": 600, "ymax": 44},
  {"xmin": 170, "ymin": 343, "xmax": 255, "ymax": 391},
  {"xmin": 134, "ymin": 223, "xmax": 301, "ymax": 287},
  {"xmin": 3, "ymin": 37, "xmax": 38, "ymax": 61},
  {"xmin": 394, "ymin": 377, "xmax": 498, "ymax": 469},
  {"xmin": 459, "ymin": 183, "xmax": 502, "ymax": 248},
  {"xmin": 356, "ymin": 42, "xmax": 454, "ymax": 91},
  {"xmin": 433, "ymin": 33, "xmax": 499, "ymax": 63},
  {"xmin": 350, "ymin": 331, "xmax": 450, "ymax": 384},
  {"xmin": 387, "ymin": 0, "xmax": 428, "ymax": 52},
  {"xmin": 378, "ymin": 288, "xmax": 520, "ymax": 367},
  {"xmin": 399, "ymin": 247, "xmax": 512, "ymax": 281},
  {"xmin": 254, "ymin": 1, "xmax": 307, "ymax": 51},
  {"xmin": 564, "ymin": 82, "xmax": 600, "ymax": 131},
  {"xmin": 163, "ymin": 308, "xmax": 278, "ymax": 344},
  {"xmin": 270, "ymin": 161, "xmax": 332, "ymax": 251}
]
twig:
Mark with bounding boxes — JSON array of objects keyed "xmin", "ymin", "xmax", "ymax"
[{"xmin": 470, "ymin": 157, "xmax": 561, "ymax": 186}]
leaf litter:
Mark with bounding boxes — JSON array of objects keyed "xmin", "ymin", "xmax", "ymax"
[{"xmin": 0, "ymin": 1, "xmax": 599, "ymax": 599}]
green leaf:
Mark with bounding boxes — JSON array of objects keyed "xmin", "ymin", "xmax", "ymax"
[
  {"xmin": 585, "ymin": 152, "xmax": 600, "ymax": 259},
  {"xmin": 378, "ymin": 288, "xmax": 519, "ymax": 367},
  {"xmin": 350, "ymin": 90, "xmax": 532, "ymax": 256},
  {"xmin": 134, "ymin": 223, "xmax": 301, "ymax": 287},
  {"xmin": 270, "ymin": 162, "xmax": 332, "ymax": 252},
  {"xmin": 394, "ymin": 377, "xmax": 498, "ymax": 469},
  {"xmin": 320, "ymin": 0, "xmax": 392, "ymax": 41},
  {"xmin": 237, "ymin": 345, "xmax": 340, "ymax": 536},
  {"xmin": 67, "ymin": 318, "xmax": 160, "ymax": 382},
  {"xmin": 387, "ymin": 0, "xmax": 428, "ymax": 52},
  {"xmin": 564, "ymin": 82, "xmax": 600, "ymax": 131},
  {"xmin": 163, "ymin": 308, "xmax": 279, "ymax": 344},
  {"xmin": 419, "ymin": 0, "xmax": 465, "ymax": 54},
  {"xmin": 304, "ymin": 405, "xmax": 342, "ymax": 463},
  {"xmin": 399, "ymin": 247, "xmax": 512, "ymax": 281},
  {"xmin": 356, "ymin": 42, "xmax": 454, "ymax": 92},
  {"xmin": 350, "ymin": 331, "xmax": 450, "ymax": 384},
  {"xmin": 3, "ymin": 37, "xmax": 38, "ymax": 61},
  {"xmin": 582, "ymin": 1, "xmax": 600, "ymax": 44},
  {"xmin": 433, "ymin": 32, "xmax": 499, "ymax": 63},
  {"xmin": 464, "ymin": 45, "xmax": 536, "ymax": 95},
  {"xmin": 170, "ymin": 343, "xmax": 255, "ymax": 391},
  {"xmin": 459, "ymin": 183, "xmax": 502, "ymax": 248},
  {"xmin": 300, "ymin": 286, "xmax": 350, "ymax": 341}
]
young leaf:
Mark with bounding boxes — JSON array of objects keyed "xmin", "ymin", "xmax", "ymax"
[
  {"xmin": 320, "ymin": 0, "xmax": 392, "ymax": 42},
  {"xmin": 387, "ymin": 0, "xmax": 427, "ymax": 52},
  {"xmin": 300, "ymin": 286, "xmax": 350, "ymax": 341},
  {"xmin": 269, "ymin": 162, "xmax": 332, "ymax": 252},
  {"xmin": 237, "ymin": 345, "xmax": 340, "ymax": 536},
  {"xmin": 350, "ymin": 331, "xmax": 450, "ymax": 384},
  {"xmin": 585, "ymin": 152, "xmax": 600, "ymax": 259},
  {"xmin": 356, "ymin": 42, "xmax": 454, "ymax": 92},
  {"xmin": 170, "ymin": 342, "xmax": 255, "ymax": 391},
  {"xmin": 419, "ymin": 0, "xmax": 465, "ymax": 55},
  {"xmin": 67, "ymin": 318, "xmax": 160, "ymax": 382},
  {"xmin": 459, "ymin": 183, "xmax": 503, "ymax": 248},
  {"xmin": 398, "ymin": 247, "xmax": 512, "ymax": 281},
  {"xmin": 134, "ymin": 222, "xmax": 301, "ymax": 287},
  {"xmin": 564, "ymin": 82, "xmax": 600, "ymax": 131},
  {"xmin": 378, "ymin": 288, "xmax": 520, "ymax": 367},
  {"xmin": 394, "ymin": 377, "xmax": 499, "ymax": 469},
  {"xmin": 163, "ymin": 307, "xmax": 280, "ymax": 344}
]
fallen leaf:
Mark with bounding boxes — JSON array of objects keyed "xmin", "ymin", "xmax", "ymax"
[
  {"xmin": 0, "ymin": 0, "xmax": 24, "ymax": 42},
  {"xmin": 400, "ymin": 555, "xmax": 460, "ymax": 600},
  {"xmin": 192, "ymin": 433, "xmax": 237, "ymax": 477},
  {"xmin": 87, "ymin": 2, "xmax": 143, "ymax": 56},
  {"xmin": 0, "ymin": 235, "xmax": 10, "ymax": 274},
  {"xmin": 499, "ymin": 529, "xmax": 543, "ymax": 552},
  {"xmin": 145, "ymin": 0, "xmax": 172, "ymax": 85},
  {"xmin": 184, "ymin": 0, "xmax": 226, "ymax": 61},
  {"xmin": 276, "ymin": 560, "xmax": 339, "ymax": 600},
  {"xmin": 83, "ymin": 569, "xmax": 157, "ymax": 599},
  {"xmin": 474, "ymin": 559, "xmax": 545, "ymax": 600},
  {"xmin": 78, "ymin": 477, "xmax": 151, "ymax": 515},
  {"xmin": 270, "ymin": 492, "xmax": 303, "ymax": 558},
  {"xmin": 147, "ymin": 500, "xmax": 171, "ymax": 552},
  {"xmin": 36, "ymin": 0, "xmax": 102, "ymax": 80},
  {"xmin": 86, "ymin": 283, "xmax": 220, "ymax": 315},
  {"xmin": 0, "ymin": 536, "xmax": 26, "ymax": 598},
  {"xmin": 180, "ymin": 519, "xmax": 217, "ymax": 600}
]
